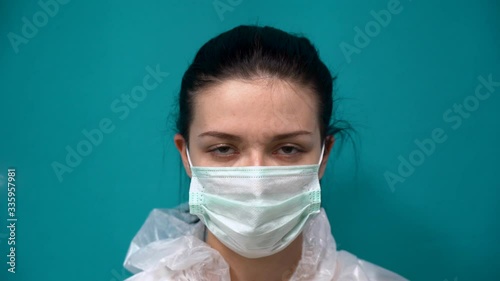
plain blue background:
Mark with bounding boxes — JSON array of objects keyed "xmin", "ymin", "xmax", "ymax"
[{"xmin": 1, "ymin": 0, "xmax": 499, "ymax": 280}]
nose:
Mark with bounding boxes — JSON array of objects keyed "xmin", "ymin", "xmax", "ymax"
[{"xmin": 237, "ymin": 150, "xmax": 275, "ymax": 167}]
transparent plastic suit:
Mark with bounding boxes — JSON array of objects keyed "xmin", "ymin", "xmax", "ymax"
[{"xmin": 123, "ymin": 203, "xmax": 408, "ymax": 281}]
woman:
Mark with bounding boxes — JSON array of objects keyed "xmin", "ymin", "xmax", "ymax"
[{"xmin": 123, "ymin": 25, "xmax": 408, "ymax": 281}]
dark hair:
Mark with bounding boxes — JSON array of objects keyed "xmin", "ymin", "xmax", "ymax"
[{"xmin": 176, "ymin": 25, "xmax": 354, "ymax": 147}]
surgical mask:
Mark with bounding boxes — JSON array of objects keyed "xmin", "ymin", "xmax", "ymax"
[{"xmin": 186, "ymin": 144, "xmax": 325, "ymax": 259}]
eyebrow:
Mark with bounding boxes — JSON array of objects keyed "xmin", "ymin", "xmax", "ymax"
[{"xmin": 197, "ymin": 130, "xmax": 313, "ymax": 141}]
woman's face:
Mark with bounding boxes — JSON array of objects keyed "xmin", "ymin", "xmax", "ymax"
[{"xmin": 174, "ymin": 77, "xmax": 333, "ymax": 178}]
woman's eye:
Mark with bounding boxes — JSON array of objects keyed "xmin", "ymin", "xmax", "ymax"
[
  {"xmin": 210, "ymin": 146, "xmax": 235, "ymax": 155},
  {"xmin": 278, "ymin": 146, "xmax": 300, "ymax": 155}
]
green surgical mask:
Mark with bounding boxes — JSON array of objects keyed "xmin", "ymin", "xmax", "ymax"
[{"xmin": 187, "ymin": 144, "xmax": 325, "ymax": 259}]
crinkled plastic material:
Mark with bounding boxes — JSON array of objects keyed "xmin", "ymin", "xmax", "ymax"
[{"xmin": 123, "ymin": 203, "xmax": 408, "ymax": 281}]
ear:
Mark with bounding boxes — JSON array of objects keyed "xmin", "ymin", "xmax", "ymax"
[
  {"xmin": 318, "ymin": 135, "xmax": 335, "ymax": 180},
  {"xmin": 174, "ymin": 133, "xmax": 192, "ymax": 178}
]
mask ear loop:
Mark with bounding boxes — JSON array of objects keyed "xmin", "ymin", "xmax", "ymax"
[
  {"xmin": 318, "ymin": 142, "xmax": 326, "ymax": 165},
  {"xmin": 185, "ymin": 147, "xmax": 194, "ymax": 168},
  {"xmin": 185, "ymin": 147, "xmax": 206, "ymax": 240}
]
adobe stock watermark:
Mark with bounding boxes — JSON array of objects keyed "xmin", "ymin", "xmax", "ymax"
[
  {"xmin": 7, "ymin": 0, "xmax": 71, "ymax": 54},
  {"xmin": 213, "ymin": 0, "xmax": 243, "ymax": 21},
  {"xmin": 339, "ymin": 0, "xmax": 409, "ymax": 64},
  {"xmin": 51, "ymin": 65, "xmax": 169, "ymax": 182},
  {"xmin": 385, "ymin": 74, "xmax": 499, "ymax": 192}
]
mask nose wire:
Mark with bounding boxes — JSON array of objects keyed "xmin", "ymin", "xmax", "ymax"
[{"xmin": 186, "ymin": 147, "xmax": 194, "ymax": 168}]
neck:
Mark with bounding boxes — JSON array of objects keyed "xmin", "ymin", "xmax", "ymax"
[{"xmin": 206, "ymin": 231, "xmax": 303, "ymax": 281}]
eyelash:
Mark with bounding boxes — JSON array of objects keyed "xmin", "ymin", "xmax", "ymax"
[
  {"xmin": 275, "ymin": 146, "xmax": 303, "ymax": 155},
  {"xmin": 209, "ymin": 145, "xmax": 236, "ymax": 156}
]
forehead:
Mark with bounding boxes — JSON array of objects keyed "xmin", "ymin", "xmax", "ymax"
[{"xmin": 190, "ymin": 78, "xmax": 320, "ymax": 139}]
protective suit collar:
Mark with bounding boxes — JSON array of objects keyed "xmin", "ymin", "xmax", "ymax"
[{"xmin": 123, "ymin": 203, "xmax": 408, "ymax": 281}]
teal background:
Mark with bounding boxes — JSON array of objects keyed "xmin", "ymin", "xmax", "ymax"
[{"xmin": 1, "ymin": 0, "xmax": 499, "ymax": 280}]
